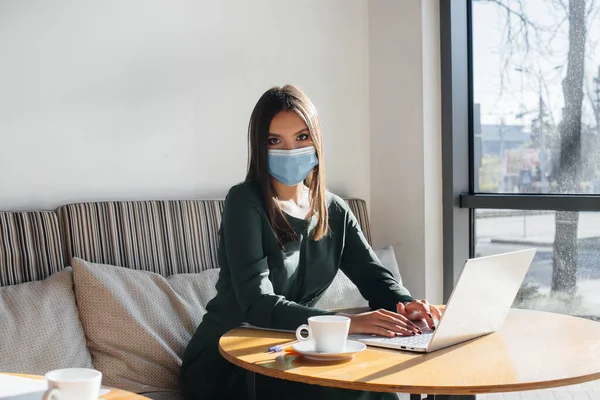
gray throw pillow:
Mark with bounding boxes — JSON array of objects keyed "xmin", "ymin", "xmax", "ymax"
[
  {"xmin": 71, "ymin": 258, "xmax": 219, "ymax": 394},
  {"xmin": 375, "ymin": 245, "xmax": 403, "ymax": 285},
  {"xmin": 0, "ymin": 268, "xmax": 94, "ymax": 374},
  {"xmin": 315, "ymin": 245, "xmax": 403, "ymax": 310}
]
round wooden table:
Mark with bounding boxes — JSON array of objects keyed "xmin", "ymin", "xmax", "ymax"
[
  {"xmin": 219, "ymin": 308, "xmax": 600, "ymax": 399},
  {"xmin": 5, "ymin": 373, "xmax": 151, "ymax": 399}
]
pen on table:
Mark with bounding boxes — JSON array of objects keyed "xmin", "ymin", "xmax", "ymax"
[{"xmin": 267, "ymin": 340, "xmax": 299, "ymax": 353}]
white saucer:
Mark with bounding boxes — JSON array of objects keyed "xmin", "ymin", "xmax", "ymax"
[{"xmin": 292, "ymin": 340, "xmax": 367, "ymax": 361}]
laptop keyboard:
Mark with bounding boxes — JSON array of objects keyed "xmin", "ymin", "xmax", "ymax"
[
  {"xmin": 359, "ymin": 327, "xmax": 435, "ymax": 347},
  {"xmin": 382, "ymin": 332, "xmax": 434, "ymax": 346}
]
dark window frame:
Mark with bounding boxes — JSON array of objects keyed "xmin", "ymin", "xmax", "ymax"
[{"xmin": 439, "ymin": 0, "xmax": 600, "ymax": 301}]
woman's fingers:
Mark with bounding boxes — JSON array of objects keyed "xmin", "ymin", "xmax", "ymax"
[
  {"xmin": 375, "ymin": 309, "xmax": 421, "ymax": 333},
  {"xmin": 393, "ymin": 299, "xmax": 442, "ymax": 330},
  {"xmin": 359, "ymin": 316, "xmax": 414, "ymax": 337},
  {"xmin": 429, "ymin": 304, "xmax": 443, "ymax": 321},
  {"xmin": 377, "ymin": 309, "xmax": 421, "ymax": 330},
  {"xmin": 372, "ymin": 311, "xmax": 418, "ymax": 334},
  {"xmin": 415, "ymin": 299, "xmax": 436, "ymax": 329},
  {"xmin": 374, "ymin": 321, "xmax": 416, "ymax": 336},
  {"xmin": 372, "ymin": 326, "xmax": 399, "ymax": 338},
  {"xmin": 348, "ymin": 307, "xmax": 435, "ymax": 338},
  {"xmin": 352, "ymin": 317, "xmax": 410, "ymax": 337}
]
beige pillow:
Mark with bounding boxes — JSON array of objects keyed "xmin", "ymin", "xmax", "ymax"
[
  {"xmin": 71, "ymin": 258, "xmax": 219, "ymax": 394},
  {"xmin": 0, "ymin": 268, "xmax": 94, "ymax": 374},
  {"xmin": 315, "ymin": 269, "xmax": 369, "ymax": 310}
]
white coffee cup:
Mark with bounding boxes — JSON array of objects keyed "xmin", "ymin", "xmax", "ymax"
[
  {"xmin": 295, "ymin": 315, "xmax": 351, "ymax": 353},
  {"xmin": 42, "ymin": 368, "xmax": 102, "ymax": 400}
]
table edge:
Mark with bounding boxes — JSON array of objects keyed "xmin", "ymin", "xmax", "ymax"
[{"xmin": 218, "ymin": 329, "xmax": 600, "ymax": 395}]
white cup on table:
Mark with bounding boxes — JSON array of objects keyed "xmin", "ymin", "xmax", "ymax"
[
  {"xmin": 42, "ymin": 368, "xmax": 102, "ymax": 400},
  {"xmin": 296, "ymin": 315, "xmax": 351, "ymax": 353}
]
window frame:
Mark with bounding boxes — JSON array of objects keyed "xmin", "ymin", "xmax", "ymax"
[{"xmin": 439, "ymin": 0, "xmax": 600, "ymax": 301}]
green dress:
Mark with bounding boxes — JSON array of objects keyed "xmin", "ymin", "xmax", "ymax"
[{"xmin": 181, "ymin": 181, "xmax": 413, "ymax": 400}]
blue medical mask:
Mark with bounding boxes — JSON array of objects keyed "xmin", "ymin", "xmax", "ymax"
[{"xmin": 268, "ymin": 146, "xmax": 319, "ymax": 186}]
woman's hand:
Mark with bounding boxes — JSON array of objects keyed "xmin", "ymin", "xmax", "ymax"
[
  {"xmin": 396, "ymin": 299, "xmax": 443, "ymax": 330},
  {"xmin": 341, "ymin": 309, "xmax": 423, "ymax": 338}
]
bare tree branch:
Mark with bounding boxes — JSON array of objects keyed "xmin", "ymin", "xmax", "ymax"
[
  {"xmin": 545, "ymin": 15, "xmax": 568, "ymax": 54},
  {"xmin": 586, "ymin": 0, "xmax": 597, "ymax": 17},
  {"xmin": 477, "ymin": 0, "xmax": 545, "ymax": 53},
  {"xmin": 587, "ymin": 91, "xmax": 600, "ymax": 129},
  {"xmin": 549, "ymin": 0, "xmax": 570, "ymax": 15},
  {"xmin": 479, "ymin": 0, "xmax": 538, "ymax": 30},
  {"xmin": 585, "ymin": 1, "xmax": 600, "ymax": 80},
  {"xmin": 586, "ymin": 0, "xmax": 600, "ymax": 37},
  {"xmin": 476, "ymin": 0, "xmax": 552, "ymax": 107},
  {"xmin": 517, "ymin": 0, "xmax": 531, "ymax": 51},
  {"xmin": 541, "ymin": 71, "xmax": 562, "ymax": 128},
  {"xmin": 586, "ymin": 81, "xmax": 600, "ymax": 132}
]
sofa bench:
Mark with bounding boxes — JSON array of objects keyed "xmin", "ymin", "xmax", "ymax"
[{"xmin": 0, "ymin": 198, "xmax": 403, "ymax": 399}]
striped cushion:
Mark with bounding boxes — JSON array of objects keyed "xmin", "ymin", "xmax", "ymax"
[
  {"xmin": 58, "ymin": 201, "xmax": 224, "ymax": 276},
  {"xmin": 346, "ymin": 198, "xmax": 372, "ymax": 245},
  {"xmin": 59, "ymin": 199, "xmax": 371, "ymax": 276},
  {"xmin": 0, "ymin": 212, "xmax": 64, "ymax": 287}
]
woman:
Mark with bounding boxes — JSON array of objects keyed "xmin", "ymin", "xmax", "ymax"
[{"xmin": 181, "ymin": 85, "xmax": 442, "ymax": 400}]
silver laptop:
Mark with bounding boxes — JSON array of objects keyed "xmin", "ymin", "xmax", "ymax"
[{"xmin": 349, "ymin": 249, "xmax": 537, "ymax": 353}]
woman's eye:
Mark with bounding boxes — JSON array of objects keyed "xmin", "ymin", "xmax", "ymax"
[
  {"xmin": 268, "ymin": 138, "xmax": 280, "ymax": 145},
  {"xmin": 297, "ymin": 134, "xmax": 309, "ymax": 141}
]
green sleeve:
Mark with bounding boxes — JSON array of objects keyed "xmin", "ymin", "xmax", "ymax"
[
  {"xmin": 222, "ymin": 185, "xmax": 334, "ymax": 330},
  {"xmin": 338, "ymin": 204, "xmax": 413, "ymax": 311}
]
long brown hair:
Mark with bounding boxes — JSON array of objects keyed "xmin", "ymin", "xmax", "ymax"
[{"xmin": 245, "ymin": 85, "xmax": 329, "ymax": 244}]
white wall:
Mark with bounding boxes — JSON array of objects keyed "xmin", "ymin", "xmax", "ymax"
[
  {"xmin": 369, "ymin": 0, "xmax": 443, "ymax": 303},
  {"xmin": 0, "ymin": 0, "xmax": 370, "ymax": 211},
  {"xmin": 0, "ymin": 0, "xmax": 443, "ymax": 302}
]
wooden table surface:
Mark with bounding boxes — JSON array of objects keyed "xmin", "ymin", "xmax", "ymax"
[
  {"xmin": 5, "ymin": 373, "xmax": 151, "ymax": 399},
  {"xmin": 219, "ymin": 308, "xmax": 600, "ymax": 395}
]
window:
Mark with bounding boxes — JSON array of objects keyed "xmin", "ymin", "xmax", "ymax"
[
  {"xmin": 441, "ymin": 0, "xmax": 600, "ymax": 321},
  {"xmin": 475, "ymin": 210, "xmax": 600, "ymax": 319},
  {"xmin": 473, "ymin": 0, "xmax": 600, "ymax": 195}
]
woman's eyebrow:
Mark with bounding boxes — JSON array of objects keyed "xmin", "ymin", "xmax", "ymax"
[{"xmin": 268, "ymin": 128, "xmax": 309, "ymax": 137}]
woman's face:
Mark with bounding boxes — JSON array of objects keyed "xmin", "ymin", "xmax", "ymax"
[{"xmin": 268, "ymin": 111, "xmax": 313, "ymax": 150}]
